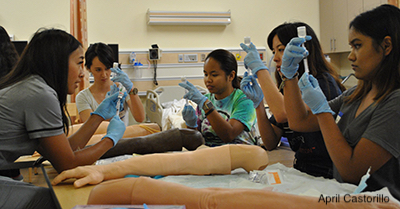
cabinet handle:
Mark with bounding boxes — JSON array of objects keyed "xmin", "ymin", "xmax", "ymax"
[
  {"xmin": 330, "ymin": 39, "xmax": 333, "ymax": 51},
  {"xmin": 333, "ymin": 38, "xmax": 336, "ymax": 51}
]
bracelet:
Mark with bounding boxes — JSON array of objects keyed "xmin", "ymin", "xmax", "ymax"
[
  {"xmin": 278, "ymin": 72, "xmax": 299, "ymax": 91},
  {"xmin": 204, "ymin": 108, "xmax": 215, "ymax": 117}
]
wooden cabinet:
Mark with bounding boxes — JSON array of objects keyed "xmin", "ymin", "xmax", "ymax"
[
  {"xmin": 363, "ymin": 0, "xmax": 388, "ymax": 11},
  {"xmin": 319, "ymin": 0, "xmax": 386, "ymax": 53}
]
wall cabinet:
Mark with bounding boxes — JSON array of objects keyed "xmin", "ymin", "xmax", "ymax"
[{"xmin": 319, "ymin": 0, "xmax": 386, "ymax": 53}]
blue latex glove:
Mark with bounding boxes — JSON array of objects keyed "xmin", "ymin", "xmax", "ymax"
[
  {"xmin": 240, "ymin": 71, "xmax": 264, "ymax": 108},
  {"xmin": 178, "ymin": 81, "xmax": 207, "ymax": 110},
  {"xmin": 108, "ymin": 84, "xmax": 127, "ymax": 111},
  {"xmin": 298, "ymin": 73, "xmax": 334, "ymax": 115},
  {"xmin": 182, "ymin": 104, "xmax": 198, "ymax": 128},
  {"xmin": 91, "ymin": 91, "xmax": 120, "ymax": 120},
  {"xmin": 111, "ymin": 66, "xmax": 133, "ymax": 92},
  {"xmin": 240, "ymin": 42, "xmax": 269, "ymax": 75},
  {"xmin": 102, "ymin": 115, "xmax": 126, "ymax": 146},
  {"xmin": 281, "ymin": 36, "xmax": 312, "ymax": 79}
]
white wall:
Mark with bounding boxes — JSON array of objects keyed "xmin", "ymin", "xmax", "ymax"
[
  {"xmin": 0, "ymin": 0, "xmax": 70, "ymax": 40},
  {"xmin": 1, "ymin": 0, "xmax": 320, "ymax": 54}
]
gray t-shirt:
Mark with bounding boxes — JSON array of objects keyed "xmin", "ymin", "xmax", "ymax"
[
  {"xmin": 329, "ymin": 86, "xmax": 400, "ymax": 198},
  {"xmin": 0, "ymin": 75, "xmax": 64, "ymax": 166}
]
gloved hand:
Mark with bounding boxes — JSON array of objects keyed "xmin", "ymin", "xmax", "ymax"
[
  {"xmin": 281, "ymin": 36, "xmax": 312, "ymax": 79},
  {"xmin": 240, "ymin": 42, "xmax": 269, "ymax": 75},
  {"xmin": 108, "ymin": 84, "xmax": 127, "ymax": 111},
  {"xmin": 111, "ymin": 66, "xmax": 133, "ymax": 92},
  {"xmin": 179, "ymin": 81, "xmax": 207, "ymax": 110},
  {"xmin": 182, "ymin": 104, "xmax": 198, "ymax": 128},
  {"xmin": 240, "ymin": 71, "xmax": 264, "ymax": 108},
  {"xmin": 298, "ymin": 73, "xmax": 334, "ymax": 115},
  {"xmin": 102, "ymin": 115, "xmax": 126, "ymax": 146},
  {"xmin": 92, "ymin": 91, "xmax": 120, "ymax": 120}
]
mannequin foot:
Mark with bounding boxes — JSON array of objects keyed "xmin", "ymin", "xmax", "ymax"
[{"xmin": 179, "ymin": 128, "xmax": 205, "ymax": 150}]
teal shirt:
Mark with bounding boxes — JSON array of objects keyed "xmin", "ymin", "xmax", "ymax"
[{"xmin": 196, "ymin": 89, "xmax": 258, "ymax": 146}]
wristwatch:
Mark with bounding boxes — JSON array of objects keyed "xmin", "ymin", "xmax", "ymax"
[
  {"xmin": 203, "ymin": 100, "xmax": 215, "ymax": 116},
  {"xmin": 129, "ymin": 87, "xmax": 138, "ymax": 95}
]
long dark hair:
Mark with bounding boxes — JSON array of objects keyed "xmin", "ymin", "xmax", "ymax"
[
  {"xmin": 0, "ymin": 28, "xmax": 82, "ymax": 134},
  {"xmin": 205, "ymin": 49, "xmax": 241, "ymax": 89},
  {"xmin": 347, "ymin": 4, "xmax": 400, "ymax": 103},
  {"xmin": 267, "ymin": 22, "xmax": 346, "ymax": 96},
  {"xmin": 0, "ymin": 26, "xmax": 19, "ymax": 78},
  {"xmin": 85, "ymin": 42, "xmax": 114, "ymax": 69}
]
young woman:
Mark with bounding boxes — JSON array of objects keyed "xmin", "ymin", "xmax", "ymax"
[
  {"xmin": 76, "ymin": 42, "xmax": 145, "ymax": 125},
  {"xmin": 282, "ymin": 4, "xmax": 400, "ymax": 200},
  {"xmin": 0, "ymin": 29, "xmax": 126, "ymax": 173},
  {"xmin": 0, "ymin": 28, "xmax": 126, "ymax": 208},
  {"xmin": 179, "ymin": 49, "xmax": 258, "ymax": 147},
  {"xmin": 72, "ymin": 42, "xmax": 159, "ymax": 144},
  {"xmin": 0, "ymin": 26, "xmax": 23, "ymax": 180},
  {"xmin": 240, "ymin": 22, "xmax": 345, "ymax": 178}
]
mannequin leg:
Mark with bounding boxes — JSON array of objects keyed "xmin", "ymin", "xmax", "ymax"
[
  {"xmin": 230, "ymin": 144, "xmax": 269, "ymax": 171},
  {"xmin": 68, "ymin": 122, "xmax": 160, "ymax": 139},
  {"xmin": 100, "ymin": 128, "xmax": 205, "ymax": 159},
  {"xmin": 121, "ymin": 123, "xmax": 161, "ymax": 138},
  {"xmin": 69, "ymin": 123, "xmax": 161, "ymax": 146},
  {"xmin": 88, "ymin": 177, "xmax": 399, "ymax": 209}
]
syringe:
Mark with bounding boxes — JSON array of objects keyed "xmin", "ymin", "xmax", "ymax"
[
  {"xmin": 244, "ymin": 36, "xmax": 252, "ymax": 74},
  {"xmin": 113, "ymin": 62, "xmax": 124, "ymax": 116},
  {"xmin": 181, "ymin": 76, "xmax": 189, "ymax": 105},
  {"xmin": 297, "ymin": 26, "xmax": 309, "ymax": 74}
]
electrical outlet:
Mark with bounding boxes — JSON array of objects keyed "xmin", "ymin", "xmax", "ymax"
[
  {"xmin": 200, "ymin": 54, "xmax": 206, "ymax": 62},
  {"xmin": 184, "ymin": 54, "xmax": 198, "ymax": 62},
  {"xmin": 178, "ymin": 54, "xmax": 183, "ymax": 63}
]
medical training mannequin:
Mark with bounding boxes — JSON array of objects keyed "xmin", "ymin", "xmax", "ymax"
[
  {"xmin": 179, "ymin": 49, "xmax": 258, "ymax": 147},
  {"xmin": 0, "ymin": 28, "xmax": 125, "ymax": 209},
  {"xmin": 280, "ymin": 4, "xmax": 400, "ymax": 200},
  {"xmin": 240, "ymin": 22, "xmax": 345, "ymax": 179},
  {"xmin": 52, "ymin": 144, "xmax": 269, "ymax": 187},
  {"xmin": 87, "ymin": 177, "xmax": 400, "ymax": 209},
  {"xmin": 67, "ymin": 121, "xmax": 160, "ymax": 145}
]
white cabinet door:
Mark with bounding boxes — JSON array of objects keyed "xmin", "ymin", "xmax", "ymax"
[
  {"xmin": 333, "ymin": 0, "xmax": 350, "ymax": 52},
  {"xmin": 319, "ymin": 0, "xmax": 334, "ymax": 53},
  {"xmin": 319, "ymin": 0, "xmax": 352, "ymax": 53}
]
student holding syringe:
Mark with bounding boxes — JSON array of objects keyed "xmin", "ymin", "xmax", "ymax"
[
  {"xmin": 76, "ymin": 43, "xmax": 145, "ymax": 126},
  {"xmin": 240, "ymin": 22, "xmax": 345, "ymax": 178}
]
